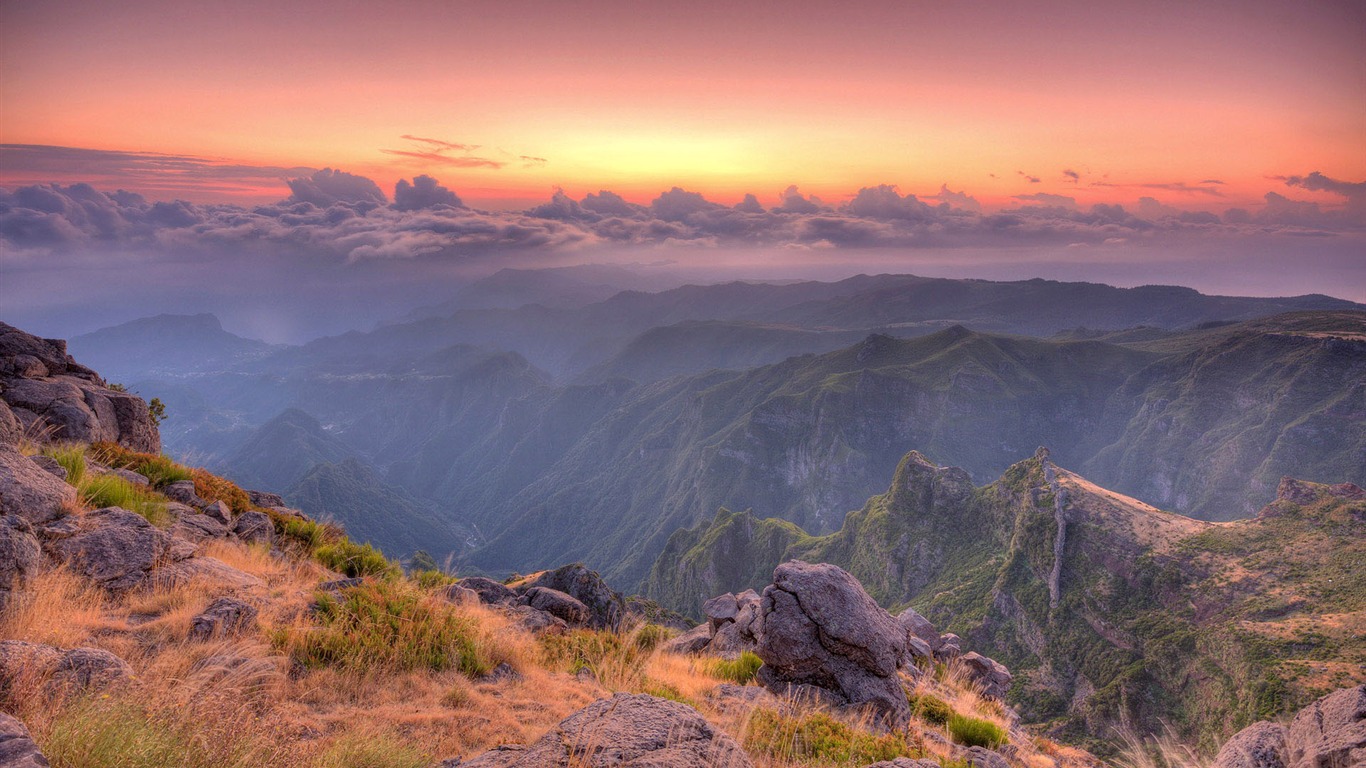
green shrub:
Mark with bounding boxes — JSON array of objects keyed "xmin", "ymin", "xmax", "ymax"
[
  {"xmin": 633, "ymin": 622, "xmax": 670, "ymax": 652},
  {"xmin": 89, "ymin": 442, "xmax": 192, "ymax": 487},
  {"xmin": 744, "ymin": 708, "xmax": 918, "ymax": 765},
  {"xmin": 311, "ymin": 733, "xmax": 429, "ymax": 768},
  {"xmin": 78, "ymin": 473, "xmax": 171, "ymax": 527},
  {"xmin": 279, "ymin": 581, "xmax": 496, "ymax": 675},
  {"xmin": 316, "ymin": 540, "xmax": 397, "ymax": 578},
  {"xmin": 41, "ymin": 443, "xmax": 87, "ymax": 486},
  {"xmin": 413, "ymin": 569, "xmax": 455, "ymax": 589},
  {"xmin": 275, "ymin": 515, "xmax": 342, "ymax": 552},
  {"xmin": 908, "ymin": 691, "xmax": 954, "ymax": 725},
  {"xmin": 709, "ymin": 651, "xmax": 763, "ymax": 684},
  {"xmin": 947, "ymin": 714, "xmax": 1006, "ymax": 748}
]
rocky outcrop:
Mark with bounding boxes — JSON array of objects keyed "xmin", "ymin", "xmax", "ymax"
[
  {"xmin": 454, "ymin": 693, "xmax": 751, "ymax": 767},
  {"xmin": 959, "ymin": 652, "xmax": 1013, "ymax": 700},
  {"xmin": 458, "ymin": 576, "xmax": 517, "ymax": 606},
  {"xmin": 513, "ymin": 564, "xmax": 624, "ymax": 630},
  {"xmin": 0, "ymin": 446, "xmax": 77, "ymax": 525},
  {"xmin": 755, "ymin": 561, "xmax": 910, "ymax": 729},
  {"xmin": 518, "ymin": 587, "xmax": 590, "ymax": 626},
  {"xmin": 189, "ymin": 597, "xmax": 258, "ymax": 641},
  {"xmin": 0, "ymin": 515, "xmax": 41, "ymax": 607},
  {"xmin": 0, "ymin": 712, "xmax": 49, "ymax": 768},
  {"xmin": 48, "ymin": 506, "xmax": 185, "ymax": 591},
  {"xmin": 1211, "ymin": 685, "xmax": 1366, "ymax": 768},
  {"xmin": 232, "ymin": 510, "xmax": 273, "ymax": 546},
  {"xmin": 0, "ymin": 640, "xmax": 132, "ymax": 696},
  {"xmin": 0, "ymin": 322, "xmax": 159, "ymax": 452}
]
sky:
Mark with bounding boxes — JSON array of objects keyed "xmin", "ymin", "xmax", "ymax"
[{"xmin": 1, "ymin": 0, "xmax": 1364, "ymax": 339}]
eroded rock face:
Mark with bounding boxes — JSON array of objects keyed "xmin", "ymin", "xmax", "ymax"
[
  {"xmin": 0, "ymin": 322, "xmax": 159, "ymax": 453},
  {"xmin": 959, "ymin": 652, "xmax": 1013, "ymax": 700},
  {"xmin": 455, "ymin": 693, "xmax": 752, "ymax": 768},
  {"xmin": 0, "ymin": 640, "xmax": 132, "ymax": 696},
  {"xmin": 0, "ymin": 712, "xmax": 50, "ymax": 768},
  {"xmin": 519, "ymin": 586, "xmax": 590, "ymax": 627},
  {"xmin": 459, "ymin": 576, "xmax": 517, "ymax": 605},
  {"xmin": 1212, "ymin": 721, "xmax": 1288, "ymax": 768},
  {"xmin": 0, "ymin": 515, "xmax": 41, "ymax": 605},
  {"xmin": 897, "ymin": 607, "xmax": 941, "ymax": 652},
  {"xmin": 709, "ymin": 590, "xmax": 762, "ymax": 659},
  {"xmin": 514, "ymin": 564, "xmax": 624, "ymax": 630},
  {"xmin": 1285, "ymin": 684, "xmax": 1366, "ymax": 768},
  {"xmin": 755, "ymin": 560, "xmax": 910, "ymax": 729},
  {"xmin": 233, "ymin": 510, "xmax": 273, "ymax": 546},
  {"xmin": 49, "ymin": 507, "xmax": 174, "ymax": 591},
  {"xmin": 662, "ymin": 624, "xmax": 712, "ymax": 655},
  {"xmin": 189, "ymin": 597, "xmax": 258, "ymax": 641},
  {"xmin": 0, "ymin": 445, "xmax": 77, "ymax": 525}
]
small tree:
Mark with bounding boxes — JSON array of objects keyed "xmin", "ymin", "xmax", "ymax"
[{"xmin": 148, "ymin": 397, "xmax": 167, "ymax": 426}]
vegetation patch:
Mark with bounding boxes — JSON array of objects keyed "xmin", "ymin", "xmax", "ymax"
[
  {"xmin": 907, "ymin": 691, "xmax": 954, "ymax": 725},
  {"xmin": 948, "ymin": 713, "xmax": 1007, "ymax": 748},
  {"xmin": 78, "ymin": 473, "xmax": 171, "ymax": 527},
  {"xmin": 315, "ymin": 540, "xmax": 397, "ymax": 579},
  {"xmin": 706, "ymin": 651, "xmax": 763, "ymax": 684},
  {"xmin": 88, "ymin": 441, "xmax": 193, "ymax": 487},
  {"xmin": 39, "ymin": 697, "xmax": 276, "ymax": 768},
  {"xmin": 542, "ymin": 628, "xmax": 650, "ymax": 690},
  {"xmin": 311, "ymin": 732, "xmax": 429, "ymax": 768},
  {"xmin": 743, "ymin": 708, "xmax": 920, "ymax": 766}
]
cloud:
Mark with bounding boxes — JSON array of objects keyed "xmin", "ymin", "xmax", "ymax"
[
  {"xmin": 1092, "ymin": 180, "xmax": 1224, "ymax": 197},
  {"xmin": 845, "ymin": 185, "xmax": 935, "ymax": 221},
  {"xmin": 1063, "ymin": 169, "xmax": 1080, "ymax": 182},
  {"xmin": 286, "ymin": 169, "xmax": 388, "ymax": 207},
  {"xmin": 734, "ymin": 193, "xmax": 765, "ymax": 214},
  {"xmin": 1018, "ymin": 171, "xmax": 1041, "ymax": 183},
  {"xmin": 773, "ymin": 185, "xmax": 822, "ymax": 214},
  {"xmin": 394, "ymin": 175, "xmax": 464, "ymax": 211},
  {"xmin": 651, "ymin": 187, "xmax": 721, "ymax": 221},
  {"xmin": 381, "ymin": 136, "xmax": 507, "ymax": 169},
  {"xmin": 934, "ymin": 184, "xmax": 981, "ymax": 213},
  {"xmin": 1012, "ymin": 192, "xmax": 1077, "ymax": 209}
]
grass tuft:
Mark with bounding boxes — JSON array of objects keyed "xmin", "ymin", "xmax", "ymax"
[
  {"xmin": 947, "ymin": 713, "xmax": 1007, "ymax": 748},
  {"xmin": 707, "ymin": 651, "xmax": 763, "ymax": 684},
  {"xmin": 315, "ymin": 541, "xmax": 397, "ymax": 579},
  {"xmin": 310, "ymin": 732, "xmax": 429, "ymax": 768},
  {"xmin": 78, "ymin": 473, "xmax": 172, "ymax": 527},
  {"xmin": 743, "ymin": 707, "xmax": 919, "ymax": 766},
  {"xmin": 88, "ymin": 442, "xmax": 193, "ymax": 487}
]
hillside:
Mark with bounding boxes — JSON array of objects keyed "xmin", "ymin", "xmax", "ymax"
[
  {"xmin": 647, "ymin": 448, "xmax": 1366, "ymax": 751},
  {"xmin": 68, "ymin": 314, "xmax": 278, "ymax": 382}
]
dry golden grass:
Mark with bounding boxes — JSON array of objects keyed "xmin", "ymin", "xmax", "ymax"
[{"xmin": 0, "ymin": 567, "xmax": 117, "ymax": 647}]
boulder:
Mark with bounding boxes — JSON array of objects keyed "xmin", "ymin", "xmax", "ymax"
[
  {"xmin": 508, "ymin": 604, "xmax": 569, "ymax": 635},
  {"xmin": 202, "ymin": 500, "xmax": 233, "ymax": 526},
  {"xmin": 964, "ymin": 747, "xmax": 1010, "ymax": 768},
  {"xmin": 518, "ymin": 586, "xmax": 590, "ymax": 626},
  {"xmin": 162, "ymin": 480, "xmax": 202, "ymax": 507},
  {"xmin": 959, "ymin": 652, "xmax": 1013, "ymax": 700},
  {"xmin": 0, "ymin": 515, "xmax": 42, "ymax": 602},
  {"xmin": 755, "ymin": 561, "xmax": 910, "ymax": 730},
  {"xmin": 0, "ymin": 712, "xmax": 49, "ymax": 768},
  {"xmin": 459, "ymin": 576, "xmax": 518, "ymax": 606},
  {"xmin": 897, "ymin": 607, "xmax": 941, "ymax": 651},
  {"xmin": 51, "ymin": 647, "xmax": 133, "ymax": 690},
  {"xmin": 155, "ymin": 556, "xmax": 263, "ymax": 590},
  {"xmin": 863, "ymin": 760, "xmax": 939, "ymax": 768},
  {"xmin": 443, "ymin": 584, "xmax": 481, "ymax": 607},
  {"xmin": 513, "ymin": 563, "xmax": 623, "ymax": 630},
  {"xmin": 1285, "ymin": 685, "xmax": 1366, "ymax": 768},
  {"xmin": 936, "ymin": 632, "xmax": 963, "ymax": 661},
  {"xmin": 171, "ymin": 511, "xmax": 229, "ymax": 542},
  {"xmin": 455, "ymin": 693, "xmax": 752, "ymax": 768},
  {"xmin": 247, "ymin": 489, "xmax": 285, "ymax": 508},
  {"xmin": 1213, "ymin": 721, "xmax": 1288, "ymax": 768},
  {"xmin": 189, "ymin": 597, "xmax": 258, "ymax": 640},
  {"xmin": 662, "ymin": 624, "xmax": 713, "ymax": 655},
  {"xmin": 704, "ymin": 592, "xmax": 740, "ymax": 633},
  {"xmin": 27, "ymin": 455, "xmax": 67, "ymax": 482},
  {"xmin": 0, "ymin": 400, "xmax": 20, "ymax": 446},
  {"xmin": 0, "ymin": 445, "xmax": 77, "ymax": 525},
  {"xmin": 49, "ymin": 507, "xmax": 172, "ymax": 591},
  {"xmin": 233, "ymin": 510, "xmax": 273, "ymax": 546},
  {"xmin": 105, "ymin": 468, "xmax": 149, "ymax": 487},
  {"xmin": 0, "ymin": 640, "xmax": 131, "ymax": 695},
  {"xmin": 708, "ymin": 591, "xmax": 762, "ymax": 659}
]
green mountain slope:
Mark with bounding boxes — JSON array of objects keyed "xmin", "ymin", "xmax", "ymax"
[{"xmin": 646, "ymin": 449, "xmax": 1366, "ymax": 752}]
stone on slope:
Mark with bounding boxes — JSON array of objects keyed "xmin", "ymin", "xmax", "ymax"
[
  {"xmin": 162, "ymin": 480, "xmax": 203, "ymax": 507},
  {"xmin": 708, "ymin": 589, "xmax": 762, "ymax": 659},
  {"xmin": 0, "ymin": 400, "xmax": 20, "ymax": 446},
  {"xmin": 863, "ymin": 761, "xmax": 939, "ymax": 768},
  {"xmin": 459, "ymin": 576, "xmax": 518, "ymax": 606},
  {"xmin": 171, "ymin": 511, "xmax": 229, "ymax": 542},
  {"xmin": 0, "ymin": 445, "xmax": 77, "ymax": 525},
  {"xmin": 443, "ymin": 584, "xmax": 481, "ymax": 607},
  {"xmin": 155, "ymin": 556, "xmax": 263, "ymax": 590},
  {"xmin": 202, "ymin": 500, "xmax": 233, "ymax": 525},
  {"xmin": 233, "ymin": 510, "xmax": 273, "ymax": 546},
  {"xmin": 1285, "ymin": 684, "xmax": 1366, "ymax": 768},
  {"xmin": 27, "ymin": 455, "xmax": 67, "ymax": 482},
  {"xmin": 1212, "ymin": 721, "xmax": 1288, "ymax": 768},
  {"xmin": 507, "ymin": 605, "xmax": 570, "ymax": 635},
  {"xmin": 959, "ymin": 652, "xmax": 1013, "ymax": 700},
  {"xmin": 897, "ymin": 607, "xmax": 942, "ymax": 651},
  {"xmin": 756, "ymin": 560, "xmax": 910, "ymax": 729},
  {"xmin": 513, "ymin": 563, "xmax": 624, "ymax": 630},
  {"xmin": 49, "ymin": 507, "xmax": 175, "ymax": 591},
  {"xmin": 704, "ymin": 592, "xmax": 740, "ymax": 633},
  {"xmin": 662, "ymin": 623, "xmax": 712, "ymax": 655},
  {"xmin": 189, "ymin": 597, "xmax": 259, "ymax": 640},
  {"xmin": 0, "ymin": 712, "xmax": 50, "ymax": 768},
  {"xmin": 455, "ymin": 692, "xmax": 752, "ymax": 768},
  {"xmin": 518, "ymin": 586, "xmax": 590, "ymax": 626},
  {"xmin": 247, "ymin": 489, "xmax": 285, "ymax": 508},
  {"xmin": 0, "ymin": 515, "xmax": 41, "ymax": 606},
  {"xmin": 0, "ymin": 640, "xmax": 131, "ymax": 695}
]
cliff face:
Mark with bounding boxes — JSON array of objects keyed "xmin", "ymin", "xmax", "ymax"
[
  {"xmin": 0, "ymin": 322, "xmax": 160, "ymax": 452},
  {"xmin": 645, "ymin": 448, "xmax": 1366, "ymax": 752}
]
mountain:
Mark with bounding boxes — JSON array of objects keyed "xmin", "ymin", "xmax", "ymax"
[
  {"xmin": 68, "ymin": 313, "xmax": 278, "ymax": 382},
  {"xmin": 646, "ymin": 448, "xmax": 1366, "ymax": 752},
  {"xmin": 219, "ymin": 408, "xmax": 355, "ymax": 491},
  {"xmin": 403, "ymin": 263, "xmax": 693, "ymax": 317}
]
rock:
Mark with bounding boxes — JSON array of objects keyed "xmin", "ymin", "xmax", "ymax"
[
  {"xmin": 477, "ymin": 662, "xmax": 522, "ymax": 683},
  {"xmin": 162, "ymin": 480, "xmax": 202, "ymax": 507},
  {"xmin": 1285, "ymin": 684, "xmax": 1366, "ymax": 768},
  {"xmin": 513, "ymin": 564, "xmax": 623, "ymax": 630},
  {"xmin": 233, "ymin": 510, "xmax": 273, "ymax": 546},
  {"xmin": 897, "ymin": 607, "xmax": 942, "ymax": 651},
  {"xmin": 106, "ymin": 468, "xmax": 149, "ymax": 487},
  {"xmin": 1212, "ymin": 721, "xmax": 1288, "ymax": 768},
  {"xmin": 0, "ymin": 640, "xmax": 131, "ymax": 695},
  {"xmin": 755, "ymin": 560, "xmax": 910, "ymax": 730},
  {"xmin": 936, "ymin": 633, "xmax": 963, "ymax": 661},
  {"xmin": 964, "ymin": 747, "xmax": 1010, "ymax": 768},
  {"xmin": 154, "ymin": 556, "xmax": 263, "ymax": 590},
  {"xmin": 518, "ymin": 586, "xmax": 590, "ymax": 626},
  {"xmin": 905, "ymin": 636, "xmax": 933, "ymax": 662},
  {"xmin": 202, "ymin": 500, "xmax": 233, "ymax": 525},
  {"xmin": 459, "ymin": 576, "xmax": 518, "ymax": 606},
  {"xmin": 662, "ymin": 624, "xmax": 712, "ymax": 655},
  {"xmin": 0, "ymin": 515, "xmax": 41, "ymax": 604},
  {"xmin": 0, "ymin": 400, "xmax": 20, "ymax": 446},
  {"xmin": 708, "ymin": 591, "xmax": 762, "ymax": 659},
  {"xmin": 443, "ymin": 584, "xmax": 481, "ymax": 607},
  {"xmin": 960, "ymin": 652, "xmax": 1013, "ymax": 700},
  {"xmin": 507, "ymin": 605, "xmax": 569, "ymax": 635},
  {"xmin": 171, "ymin": 512, "xmax": 229, "ymax": 542},
  {"xmin": 49, "ymin": 506, "xmax": 171, "ymax": 591},
  {"xmin": 247, "ymin": 489, "xmax": 285, "ymax": 508},
  {"xmin": 0, "ymin": 712, "xmax": 50, "ymax": 768},
  {"xmin": 456, "ymin": 693, "xmax": 752, "ymax": 768},
  {"xmin": 704, "ymin": 592, "xmax": 740, "ymax": 633},
  {"xmin": 863, "ymin": 760, "xmax": 940, "ymax": 768},
  {"xmin": 27, "ymin": 455, "xmax": 67, "ymax": 482},
  {"xmin": 0, "ymin": 323, "xmax": 160, "ymax": 452},
  {"xmin": 0, "ymin": 445, "xmax": 77, "ymax": 525},
  {"xmin": 189, "ymin": 597, "xmax": 258, "ymax": 640}
]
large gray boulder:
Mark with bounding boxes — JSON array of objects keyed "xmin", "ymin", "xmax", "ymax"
[
  {"xmin": 0, "ymin": 712, "xmax": 49, "ymax": 768},
  {"xmin": 0, "ymin": 400, "xmax": 21, "ymax": 446},
  {"xmin": 513, "ymin": 564, "xmax": 624, "ymax": 630},
  {"xmin": 1213, "ymin": 721, "xmax": 1288, "ymax": 768},
  {"xmin": 704, "ymin": 592, "xmax": 741, "ymax": 633},
  {"xmin": 662, "ymin": 623, "xmax": 712, "ymax": 655},
  {"xmin": 0, "ymin": 322, "xmax": 159, "ymax": 452},
  {"xmin": 708, "ymin": 590, "xmax": 762, "ymax": 659},
  {"xmin": 0, "ymin": 445, "xmax": 77, "ymax": 525},
  {"xmin": 959, "ymin": 652, "xmax": 1013, "ymax": 700},
  {"xmin": 0, "ymin": 515, "xmax": 42, "ymax": 605},
  {"xmin": 459, "ymin": 576, "xmax": 518, "ymax": 606},
  {"xmin": 0, "ymin": 640, "xmax": 132, "ymax": 695},
  {"xmin": 455, "ymin": 693, "xmax": 751, "ymax": 768},
  {"xmin": 48, "ymin": 506, "xmax": 177, "ymax": 591},
  {"xmin": 189, "ymin": 597, "xmax": 259, "ymax": 641},
  {"xmin": 755, "ymin": 561, "xmax": 910, "ymax": 729},
  {"xmin": 518, "ymin": 586, "xmax": 590, "ymax": 627},
  {"xmin": 897, "ymin": 607, "xmax": 941, "ymax": 651},
  {"xmin": 1286, "ymin": 684, "xmax": 1366, "ymax": 768},
  {"xmin": 232, "ymin": 510, "xmax": 273, "ymax": 546}
]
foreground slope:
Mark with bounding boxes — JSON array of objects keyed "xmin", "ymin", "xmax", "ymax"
[{"xmin": 648, "ymin": 449, "xmax": 1366, "ymax": 750}]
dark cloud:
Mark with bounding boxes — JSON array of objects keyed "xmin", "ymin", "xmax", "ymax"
[
  {"xmin": 1018, "ymin": 171, "xmax": 1042, "ymax": 183},
  {"xmin": 846, "ymin": 185, "xmax": 935, "ymax": 221},
  {"xmin": 286, "ymin": 169, "xmax": 388, "ymax": 207},
  {"xmin": 773, "ymin": 185, "xmax": 822, "ymax": 214},
  {"xmin": 650, "ymin": 187, "xmax": 721, "ymax": 221},
  {"xmin": 734, "ymin": 193, "xmax": 765, "ymax": 214},
  {"xmin": 1063, "ymin": 169, "xmax": 1080, "ymax": 182},
  {"xmin": 394, "ymin": 175, "xmax": 464, "ymax": 211}
]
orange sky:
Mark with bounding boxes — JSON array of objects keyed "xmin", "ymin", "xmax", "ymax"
[{"xmin": 2, "ymin": 0, "xmax": 1363, "ymax": 210}]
